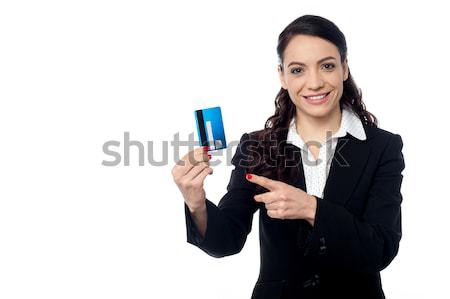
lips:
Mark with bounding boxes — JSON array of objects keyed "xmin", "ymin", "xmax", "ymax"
[
  {"xmin": 303, "ymin": 92, "xmax": 331, "ymax": 100},
  {"xmin": 302, "ymin": 91, "xmax": 331, "ymax": 105}
]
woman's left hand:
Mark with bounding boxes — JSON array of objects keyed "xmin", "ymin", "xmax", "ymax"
[{"xmin": 246, "ymin": 173, "xmax": 317, "ymax": 226}]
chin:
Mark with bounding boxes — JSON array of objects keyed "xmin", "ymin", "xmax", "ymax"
[
  {"xmin": 308, "ymin": 109, "xmax": 333, "ymax": 119},
  {"xmin": 302, "ymin": 102, "xmax": 339, "ymax": 118}
]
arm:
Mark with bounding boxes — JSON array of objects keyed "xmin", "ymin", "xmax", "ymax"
[
  {"xmin": 187, "ymin": 203, "xmax": 207, "ymax": 238},
  {"xmin": 303, "ymin": 133, "xmax": 405, "ymax": 273},
  {"xmin": 184, "ymin": 133, "xmax": 259, "ymax": 258}
]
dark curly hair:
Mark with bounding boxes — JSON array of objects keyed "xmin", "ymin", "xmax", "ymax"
[{"xmin": 245, "ymin": 15, "xmax": 378, "ymax": 191}]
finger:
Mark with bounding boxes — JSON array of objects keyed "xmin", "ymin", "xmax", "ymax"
[
  {"xmin": 191, "ymin": 165, "xmax": 213, "ymax": 185},
  {"xmin": 267, "ymin": 208, "xmax": 285, "ymax": 219},
  {"xmin": 253, "ymin": 192, "xmax": 278, "ymax": 204},
  {"xmin": 182, "ymin": 147, "xmax": 209, "ymax": 166},
  {"xmin": 246, "ymin": 173, "xmax": 279, "ymax": 191},
  {"xmin": 184, "ymin": 162, "xmax": 210, "ymax": 181},
  {"xmin": 174, "ymin": 147, "xmax": 210, "ymax": 176},
  {"xmin": 265, "ymin": 198, "xmax": 286, "ymax": 210}
]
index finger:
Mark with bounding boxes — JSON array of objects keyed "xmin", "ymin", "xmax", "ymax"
[
  {"xmin": 176, "ymin": 146, "xmax": 209, "ymax": 168},
  {"xmin": 245, "ymin": 173, "xmax": 279, "ymax": 191}
]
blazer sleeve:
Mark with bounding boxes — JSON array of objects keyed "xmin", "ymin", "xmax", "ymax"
[
  {"xmin": 303, "ymin": 133, "xmax": 405, "ymax": 273},
  {"xmin": 184, "ymin": 133, "xmax": 259, "ymax": 258}
]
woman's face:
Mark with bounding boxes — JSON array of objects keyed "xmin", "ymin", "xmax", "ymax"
[{"xmin": 278, "ymin": 34, "xmax": 349, "ymax": 120}]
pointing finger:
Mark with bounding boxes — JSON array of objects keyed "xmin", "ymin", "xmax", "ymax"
[{"xmin": 246, "ymin": 173, "xmax": 279, "ymax": 191}]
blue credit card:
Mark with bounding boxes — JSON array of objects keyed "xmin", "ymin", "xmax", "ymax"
[{"xmin": 194, "ymin": 106, "xmax": 227, "ymax": 151}]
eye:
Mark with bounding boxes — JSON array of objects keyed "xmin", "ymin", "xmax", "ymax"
[
  {"xmin": 291, "ymin": 68, "xmax": 303, "ymax": 75},
  {"xmin": 322, "ymin": 63, "xmax": 335, "ymax": 70}
]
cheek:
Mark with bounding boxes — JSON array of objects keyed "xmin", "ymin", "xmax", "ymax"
[
  {"xmin": 324, "ymin": 74, "xmax": 344, "ymax": 91},
  {"xmin": 286, "ymin": 78, "xmax": 306, "ymax": 94},
  {"xmin": 333, "ymin": 79, "xmax": 344, "ymax": 93},
  {"xmin": 331, "ymin": 70, "xmax": 346, "ymax": 84},
  {"xmin": 285, "ymin": 80, "xmax": 307, "ymax": 104}
]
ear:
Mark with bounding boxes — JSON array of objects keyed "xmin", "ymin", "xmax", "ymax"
[
  {"xmin": 343, "ymin": 58, "xmax": 349, "ymax": 81},
  {"xmin": 278, "ymin": 64, "xmax": 288, "ymax": 90}
]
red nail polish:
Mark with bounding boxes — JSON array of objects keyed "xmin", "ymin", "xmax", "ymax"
[
  {"xmin": 207, "ymin": 154, "xmax": 212, "ymax": 159},
  {"xmin": 246, "ymin": 174, "xmax": 253, "ymax": 180},
  {"xmin": 203, "ymin": 146, "xmax": 208, "ymax": 152}
]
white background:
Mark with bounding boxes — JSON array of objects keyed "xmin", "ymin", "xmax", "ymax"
[{"xmin": 1, "ymin": 0, "xmax": 449, "ymax": 298}]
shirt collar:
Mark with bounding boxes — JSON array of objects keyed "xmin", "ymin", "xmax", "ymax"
[{"xmin": 286, "ymin": 105, "xmax": 367, "ymax": 149}]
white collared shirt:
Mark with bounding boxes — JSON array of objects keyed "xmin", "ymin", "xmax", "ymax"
[{"xmin": 286, "ymin": 106, "xmax": 367, "ymax": 198}]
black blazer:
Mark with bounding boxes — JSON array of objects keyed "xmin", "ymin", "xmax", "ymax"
[{"xmin": 184, "ymin": 124, "xmax": 405, "ymax": 299}]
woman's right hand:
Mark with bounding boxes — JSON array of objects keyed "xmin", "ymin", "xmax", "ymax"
[{"xmin": 171, "ymin": 147, "xmax": 213, "ymax": 212}]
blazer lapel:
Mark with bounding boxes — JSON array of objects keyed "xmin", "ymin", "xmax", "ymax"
[
  {"xmin": 322, "ymin": 134, "xmax": 371, "ymax": 206},
  {"xmin": 288, "ymin": 125, "xmax": 373, "ymax": 206}
]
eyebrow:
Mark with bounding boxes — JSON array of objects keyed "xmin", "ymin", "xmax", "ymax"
[{"xmin": 287, "ymin": 56, "xmax": 337, "ymax": 68}]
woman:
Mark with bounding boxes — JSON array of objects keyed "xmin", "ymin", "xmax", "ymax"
[{"xmin": 172, "ymin": 15, "xmax": 405, "ymax": 299}]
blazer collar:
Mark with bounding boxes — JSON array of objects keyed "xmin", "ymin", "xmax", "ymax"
[{"xmin": 286, "ymin": 105, "xmax": 367, "ymax": 151}]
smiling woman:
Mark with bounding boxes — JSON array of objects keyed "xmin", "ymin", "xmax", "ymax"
[{"xmin": 172, "ymin": 14, "xmax": 405, "ymax": 299}]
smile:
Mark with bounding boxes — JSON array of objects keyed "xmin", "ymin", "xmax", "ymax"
[{"xmin": 302, "ymin": 91, "xmax": 332, "ymax": 105}]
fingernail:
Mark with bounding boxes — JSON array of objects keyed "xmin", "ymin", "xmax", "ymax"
[
  {"xmin": 246, "ymin": 174, "xmax": 253, "ymax": 180},
  {"xmin": 203, "ymin": 146, "xmax": 209, "ymax": 152},
  {"xmin": 207, "ymin": 154, "xmax": 212, "ymax": 159}
]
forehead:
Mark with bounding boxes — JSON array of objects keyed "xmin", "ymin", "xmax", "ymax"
[{"xmin": 283, "ymin": 34, "xmax": 340, "ymax": 64}]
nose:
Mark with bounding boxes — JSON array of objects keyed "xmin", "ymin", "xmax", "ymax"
[{"xmin": 306, "ymin": 70, "xmax": 324, "ymax": 90}]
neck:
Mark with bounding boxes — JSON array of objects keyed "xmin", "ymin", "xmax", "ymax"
[{"xmin": 295, "ymin": 106, "xmax": 342, "ymax": 143}]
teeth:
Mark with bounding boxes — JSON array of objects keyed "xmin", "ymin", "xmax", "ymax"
[{"xmin": 306, "ymin": 93, "xmax": 327, "ymax": 100}]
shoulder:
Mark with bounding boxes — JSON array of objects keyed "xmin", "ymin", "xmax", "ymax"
[
  {"xmin": 363, "ymin": 124, "xmax": 404, "ymax": 165},
  {"xmin": 231, "ymin": 130, "xmax": 262, "ymax": 167},
  {"xmin": 234, "ymin": 129, "xmax": 265, "ymax": 148},
  {"xmin": 364, "ymin": 124, "xmax": 403, "ymax": 147},
  {"xmin": 234, "ymin": 130, "xmax": 263, "ymax": 144},
  {"xmin": 364, "ymin": 123, "xmax": 399, "ymax": 138},
  {"xmin": 245, "ymin": 129, "xmax": 265, "ymax": 139},
  {"xmin": 232, "ymin": 129, "xmax": 274, "ymax": 170}
]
